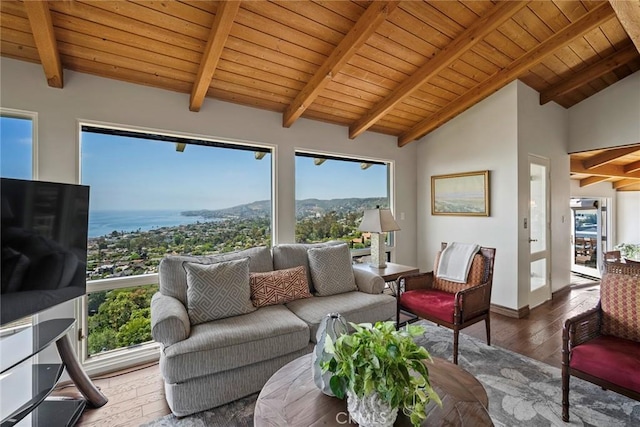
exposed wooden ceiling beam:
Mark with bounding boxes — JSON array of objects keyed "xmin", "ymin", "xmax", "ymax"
[
  {"xmin": 23, "ymin": 1, "xmax": 63, "ymax": 88},
  {"xmin": 540, "ymin": 44, "xmax": 638, "ymax": 105},
  {"xmin": 398, "ymin": 2, "xmax": 615, "ymax": 146},
  {"xmin": 282, "ymin": 1, "xmax": 399, "ymax": 128},
  {"xmin": 624, "ymin": 159, "xmax": 640, "ymax": 173},
  {"xmin": 189, "ymin": 1, "xmax": 241, "ymax": 112},
  {"xmin": 613, "ymin": 178, "xmax": 640, "ymax": 189},
  {"xmin": 619, "ymin": 182, "xmax": 640, "ymax": 191},
  {"xmin": 579, "ymin": 176, "xmax": 609, "ymax": 187},
  {"xmin": 348, "ymin": 1, "xmax": 530, "ymax": 139},
  {"xmin": 609, "ymin": 0, "xmax": 640, "ymax": 53},
  {"xmin": 571, "ymin": 158, "xmax": 640, "ymax": 179},
  {"xmin": 582, "ymin": 145, "xmax": 640, "ymax": 169}
]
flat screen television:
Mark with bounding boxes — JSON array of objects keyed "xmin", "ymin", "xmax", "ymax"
[{"xmin": 1, "ymin": 178, "xmax": 90, "ymax": 326}]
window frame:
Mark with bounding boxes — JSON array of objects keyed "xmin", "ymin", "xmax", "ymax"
[
  {"xmin": 293, "ymin": 149, "xmax": 396, "ymax": 255},
  {"xmin": 76, "ymin": 120, "xmax": 276, "ymax": 374},
  {"xmin": 0, "ymin": 108, "xmax": 38, "ymax": 337},
  {"xmin": 0, "ymin": 108, "xmax": 39, "ymax": 181}
]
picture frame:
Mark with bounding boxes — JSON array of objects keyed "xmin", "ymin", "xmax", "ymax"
[{"xmin": 431, "ymin": 170, "xmax": 490, "ymax": 216}]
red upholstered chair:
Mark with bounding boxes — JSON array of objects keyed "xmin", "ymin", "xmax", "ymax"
[
  {"xmin": 396, "ymin": 243, "xmax": 496, "ymax": 364},
  {"xmin": 562, "ymin": 262, "xmax": 640, "ymax": 422}
]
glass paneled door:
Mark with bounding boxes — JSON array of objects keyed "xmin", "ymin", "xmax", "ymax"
[{"xmin": 529, "ymin": 155, "xmax": 551, "ymax": 308}]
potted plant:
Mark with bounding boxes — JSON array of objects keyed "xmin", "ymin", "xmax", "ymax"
[
  {"xmin": 615, "ymin": 242, "xmax": 640, "ymax": 261},
  {"xmin": 322, "ymin": 321, "xmax": 441, "ymax": 427}
]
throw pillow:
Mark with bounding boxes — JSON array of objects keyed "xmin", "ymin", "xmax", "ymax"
[
  {"xmin": 183, "ymin": 257, "xmax": 255, "ymax": 325},
  {"xmin": 249, "ymin": 266, "xmax": 312, "ymax": 308},
  {"xmin": 600, "ymin": 272, "xmax": 640, "ymax": 341},
  {"xmin": 307, "ymin": 243, "xmax": 357, "ymax": 296}
]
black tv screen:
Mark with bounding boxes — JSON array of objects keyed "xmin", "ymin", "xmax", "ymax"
[{"xmin": 1, "ymin": 178, "xmax": 90, "ymax": 326}]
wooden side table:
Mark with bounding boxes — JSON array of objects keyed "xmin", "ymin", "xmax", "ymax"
[
  {"xmin": 353, "ymin": 262, "xmax": 419, "ymax": 296},
  {"xmin": 353, "ymin": 262, "xmax": 419, "ymax": 282},
  {"xmin": 254, "ymin": 353, "xmax": 492, "ymax": 426}
]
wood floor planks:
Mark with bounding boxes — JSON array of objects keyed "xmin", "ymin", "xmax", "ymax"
[{"xmin": 58, "ymin": 278, "xmax": 599, "ymax": 426}]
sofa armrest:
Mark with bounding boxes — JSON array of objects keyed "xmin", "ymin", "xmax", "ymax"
[
  {"xmin": 151, "ymin": 292, "xmax": 190, "ymax": 347},
  {"xmin": 353, "ymin": 268, "xmax": 385, "ymax": 294}
]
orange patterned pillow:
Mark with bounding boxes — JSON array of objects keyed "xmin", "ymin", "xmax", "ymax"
[
  {"xmin": 250, "ymin": 266, "xmax": 312, "ymax": 308},
  {"xmin": 433, "ymin": 252, "xmax": 486, "ymax": 293},
  {"xmin": 600, "ymin": 272, "xmax": 640, "ymax": 342}
]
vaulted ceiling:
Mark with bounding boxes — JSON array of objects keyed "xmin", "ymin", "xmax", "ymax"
[{"xmin": 1, "ymin": 1, "xmax": 639, "ymax": 155}]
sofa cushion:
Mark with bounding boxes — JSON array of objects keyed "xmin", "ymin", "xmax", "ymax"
[
  {"xmin": 159, "ymin": 246, "xmax": 273, "ymax": 305},
  {"xmin": 160, "ymin": 305, "xmax": 310, "ymax": 383},
  {"xmin": 272, "ymin": 243, "xmax": 323, "ymax": 291},
  {"xmin": 272, "ymin": 241, "xmax": 342, "ymax": 293},
  {"xmin": 570, "ymin": 335, "xmax": 640, "ymax": 394},
  {"xmin": 433, "ymin": 252, "xmax": 486, "ymax": 293},
  {"xmin": 285, "ymin": 291, "xmax": 396, "ymax": 342},
  {"xmin": 250, "ymin": 266, "xmax": 312, "ymax": 307},
  {"xmin": 600, "ymin": 272, "xmax": 640, "ymax": 342},
  {"xmin": 307, "ymin": 243, "xmax": 357, "ymax": 296},
  {"xmin": 184, "ymin": 258, "xmax": 255, "ymax": 324}
]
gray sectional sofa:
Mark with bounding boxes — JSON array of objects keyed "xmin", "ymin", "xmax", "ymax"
[{"xmin": 150, "ymin": 242, "xmax": 397, "ymax": 416}]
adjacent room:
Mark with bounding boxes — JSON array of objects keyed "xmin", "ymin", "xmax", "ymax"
[{"xmin": 1, "ymin": 1, "xmax": 639, "ymax": 426}]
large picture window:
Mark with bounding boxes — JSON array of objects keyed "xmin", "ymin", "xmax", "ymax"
[
  {"xmin": 81, "ymin": 125, "xmax": 272, "ymax": 360},
  {"xmin": 1, "ymin": 112, "xmax": 35, "ymax": 333},
  {"xmin": 294, "ymin": 152, "xmax": 391, "ymax": 251},
  {"xmin": 1, "ymin": 114, "xmax": 33, "ymax": 180}
]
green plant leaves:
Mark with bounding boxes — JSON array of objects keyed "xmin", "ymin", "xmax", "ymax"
[{"xmin": 320, "ymin": 321, "xmax": 441, "ymax": 427}]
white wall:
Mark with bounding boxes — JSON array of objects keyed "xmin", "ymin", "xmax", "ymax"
[
  {"xmin": 616, "ymin": 192, "xmax": 640, "ymax": 245},
  {"xmin": 0, "ymin": 57, "xmax": 418, "ymax": 265},
  {"xmin": 516, "ymin": 81, "xmax": 570, "ymax": 302},
  {"xmin": 568, "ymin": 71, "xmax": 640, "ymax": 152},
  {"xmin": 416, "ymin": 81, "xmax": 572, "ymax": 312},
  {"xmin": 417, "ymin": 82, "xmax": 519, "ymax": 309},
  {"xmin": 567, "ymin": 69, "xmax": 640, "ymax": 253}
]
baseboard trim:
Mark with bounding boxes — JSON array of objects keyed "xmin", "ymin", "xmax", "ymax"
[
  {"xmin": 552, "ymin": 285, "xmax": 571, "ymax": 297},
  {"xmin": 490, "ymin": 303, "xmax": 530, "ymax": 319}
]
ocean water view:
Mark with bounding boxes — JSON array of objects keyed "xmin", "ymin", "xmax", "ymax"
[{"xmin": 88, "ymin": 209, "xmax": 211, "ymax": 238}]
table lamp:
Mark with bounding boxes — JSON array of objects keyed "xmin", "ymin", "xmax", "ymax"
[{"xmin": 358, "ymin": 207, "xmax": 400, "ymax": 268}]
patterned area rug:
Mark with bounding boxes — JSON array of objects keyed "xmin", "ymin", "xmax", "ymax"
[{"xmin": 143, "ymin": 320, "xmax": 640, "ymax": 426}]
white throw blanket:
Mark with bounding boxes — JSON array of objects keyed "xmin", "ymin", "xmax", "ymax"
[{"xmin": 436, "ymin": 242, "xmax": 480, "ymax": 283}]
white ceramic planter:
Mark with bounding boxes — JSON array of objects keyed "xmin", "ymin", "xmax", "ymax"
[{"xmin": 346, "ymin": 390, "xmax": 398, "ymax": 427}]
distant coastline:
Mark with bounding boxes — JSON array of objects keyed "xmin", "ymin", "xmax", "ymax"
[{"xmin": 88, "ymin": 209, "xmax": 212, "ymax": 238}]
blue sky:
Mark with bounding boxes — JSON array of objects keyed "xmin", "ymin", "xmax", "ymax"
[
  {"xmin": 0, "ymin": 116, "xmax": 32, "ymax": 179},
  {"xmin": 2, "ymin": 117, "xmax": 387, "ymax": 211}
]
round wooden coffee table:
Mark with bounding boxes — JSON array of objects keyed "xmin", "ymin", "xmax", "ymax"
[{"xmin": 254, "ymin": 353, "xmax": 492, "ymax": 426}]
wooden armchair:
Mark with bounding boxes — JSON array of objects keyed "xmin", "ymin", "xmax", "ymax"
[
  {"xmin": 562, "ymin": 261, "xmax": 640, "ymax": 422},
  {"xmin": 396, "ymin": 243, "xmax": 496, "ymax": 364}
]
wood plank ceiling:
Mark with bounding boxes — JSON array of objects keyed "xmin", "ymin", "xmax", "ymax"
[
  {"xmin": 570, "ymin": 144, "xmax": 640, "ymax": 192},
  {"xmin": 1, "ymin": 1, "xmax": 639, "ymax": 190}
]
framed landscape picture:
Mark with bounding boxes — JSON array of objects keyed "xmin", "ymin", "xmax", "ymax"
[{"xmin": 431, "ymin": 170, "xmax": 490, "ymax": 216}]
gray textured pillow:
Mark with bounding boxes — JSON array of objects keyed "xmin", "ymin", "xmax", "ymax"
[
  {"xmin": 183, "ymin": 257, "xmax": 255, "ymax": 325},
  {"xmin": 307, "ymin": 243, "xmax": 357, "ymax": 296}
]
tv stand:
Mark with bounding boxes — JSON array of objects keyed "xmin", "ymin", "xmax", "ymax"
[{"xmin": 0, "ymin": 319, "xmax": 108, "ymax": 426}]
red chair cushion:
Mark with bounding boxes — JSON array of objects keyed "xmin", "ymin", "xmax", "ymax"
[
  {"xmin": 400, "ymin": 289, "xmax": 455, "ymax": 323},
  {"xmin": 570, "ymin": 335, "xmax": 640, "ymax": 394}
]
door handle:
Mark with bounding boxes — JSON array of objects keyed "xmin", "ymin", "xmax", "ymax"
[{"xmin": 529, "ymin": 238, "xmax": 538, "ymax": 243}]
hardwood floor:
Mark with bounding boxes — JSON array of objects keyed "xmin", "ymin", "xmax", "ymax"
[{"xmin": 58, "ymin": 278, "xmax": 601, "ymax": 427}]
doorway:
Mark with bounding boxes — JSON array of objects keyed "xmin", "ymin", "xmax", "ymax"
[
  {"xmin": 528, "ymin": 155, "xmax": 551, "ymax": 308},
  {"xmin": 570, "ymin": 198, "xmax": 610, "ymax": 278}
]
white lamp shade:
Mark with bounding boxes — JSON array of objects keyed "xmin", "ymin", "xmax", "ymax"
[{"xmin": 358, "ymin": 208, "xmax": 400, "ymax": 233}]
